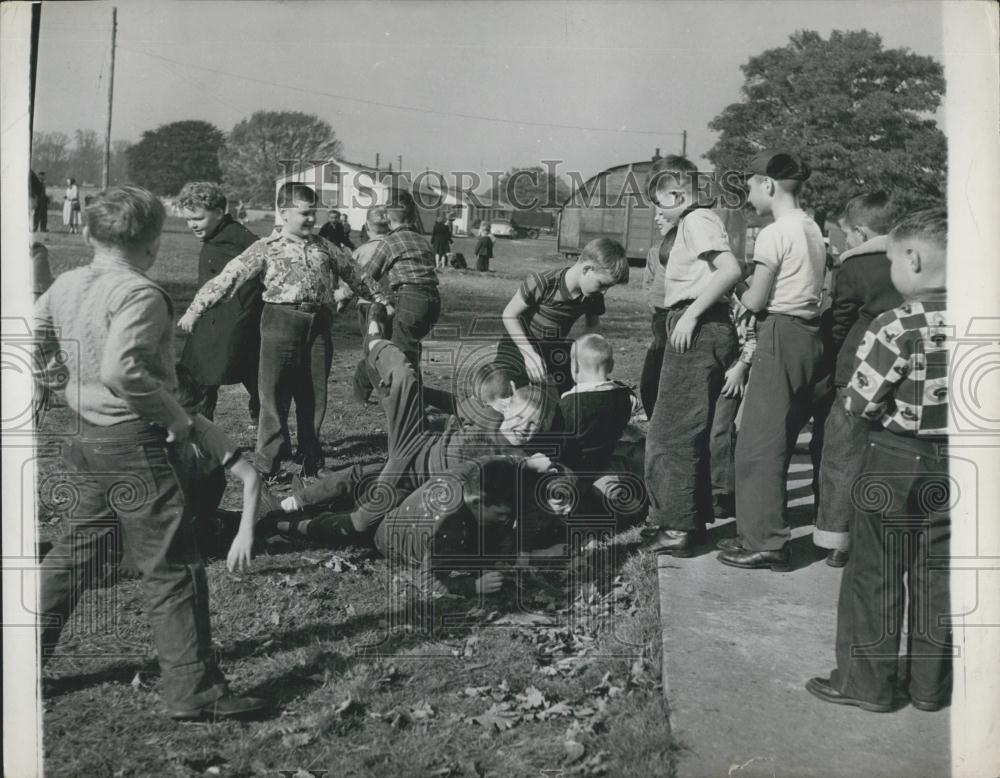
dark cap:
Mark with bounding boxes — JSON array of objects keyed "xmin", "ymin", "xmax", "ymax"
[{"xmin": 747, "ymin": 149, "xmax": 811, "ymax": 181}]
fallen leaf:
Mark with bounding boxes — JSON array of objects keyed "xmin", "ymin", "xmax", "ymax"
[
  {"xmin": 270, "ymin": 611, "xmax": 281, "ymax": 626},
  {"xmin": 517, "ymin": 686, "xmax": 546, "ymax": 710},
  {"xmin": 333, "ymin": 695, "xmax": 364, "ymax": 718},
  {"xmin": 130, "ymin": 672, "xmax": 144, "ymax": 689},
  {"xmin": 281, "ymin": 732, "xmax": 313, "ymax": 748},
  {"xmin": 564, "ymin": 741, "xmax": 586, "ymax": 764}
]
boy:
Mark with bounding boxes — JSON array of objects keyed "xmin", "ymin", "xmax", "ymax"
[
  {"xmin": 814, "ymin": 192, "xmax": 903, "ymax": 566},
  {"xmin": 638, "ymin": 187, "xmax": 675, "ymax": 417},
  {"xmin": 717, "ymin": 150, "xmax": 827, "ymax": 570},
  {"xmin": 351, "ymin": 205, "xmax": 392, "ymax": 404},
  {"xmin": 498, "ymin": 237, "xmax": 628, "ymax": 397},
  {"xmin": 176, "ymin": 181, "xmax": 262, "ymax": 424},
  {"xmin": 265, "ymin": 335, "xmax": 557, "ymax": 543},
  {"xmin": 178, "ymin": 182, "xmax": 370, "ymax": 479},
  {"xmin": 475, "ymin": 223, "xmax": 494, "ymax": 272},
  {"xmin": 361, "ymin": 187, "xmax": 441, "ymax": 372},
  {"xmin": 556, "ymin": 333, "xmax": 636, "ymax": 475},
  {"xmin": 808, "ymin": 207, "xmax": 950, "ymax": 713},
  {"xmin": 33, "ymin": 185, "xmax": 263, "ymax": 721},
  {"xmin": 419, "ymin": 360, "xmax": 516, "ymax": 434},
  {"xmin": 641, "ymin": 157, "xmax": 742, "ymax": 557}
]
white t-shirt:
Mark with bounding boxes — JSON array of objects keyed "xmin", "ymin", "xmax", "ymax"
[
  {"xmin": 661, "ymin": 209, "xmax": 734, "ymax": 308},
  {"xmin": 752, "ymin": 209, "xmax": 826, "ymax": 319}
]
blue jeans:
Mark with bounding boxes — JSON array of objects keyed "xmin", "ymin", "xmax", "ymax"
[
  {"xmin": 830, "ymin": 430, "xmax": 951, "ymax": 706},
  {"xmin": 644, "ymin": 302, "xmax": 737, "ymax": 531},
  {"xmin": 39, "ymin": 419, "xmax": 228, "ymax": 712},
  {"xmin": 814, "ymin": 387, "xmax": 869, "ymax": 550},
  {"xmin": 256, "ymin": 303, "xmax": 333, "ymax": 474},
  {"xmin": 639, "ymin": 307, "xmax": 669, "ymax": 418}
]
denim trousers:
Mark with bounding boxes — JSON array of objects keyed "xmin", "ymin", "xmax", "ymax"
[
  {"xmin": 734, "ymin": 313, "xmax": 823, "ymax": 550},
  {"xmin": 708, "ymin": 392, "xmax": 741, "ymax": 516},
  {"xmin": 639, "ymin": 307, "xmax": 669, "ymax": 418},
  {"xmin": 256, "ymin": 303, "xmax": 333, "ymax": 474},
  {"xmin": 830, "ymin": 430, "xmax": 952, "ymax": 706},
  {"xmin": 393, "ymin": 284, "xmax": 441, "ymax": 370},
  {"xmin": 814, "ymin": 386, "xmax": 868, "ymax": 550},
  {"xmin": 644, "ymin": 302, "xmax": 737, "ymax": 531},
  {"xmin": 39, "ymin": 418, "xmax": 227, "ymax": 712}
]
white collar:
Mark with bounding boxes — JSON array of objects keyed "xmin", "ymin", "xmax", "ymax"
[{"xmin": 561, "ymin": 379, "xmax": 619, "ymax": 398}]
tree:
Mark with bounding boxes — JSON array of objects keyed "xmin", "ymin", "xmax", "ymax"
[
  {"xmin": 125, "ymin": 120, "xmax": 224, "ymax": 196},
  {"xmin": 70, "ymin": 129, "xmax": 103, "ymax": 186},
  {"xmin": 220, "ymin": 111, "xmax": 344, "ymax": 205},
  {"xmin": 490, "ymin": 165, "xmax": 571, "ymax": 209},
  {"xmin": 31, "ymin": 131, "xmax": 71, "ymax": 181},
  {"xmin": 705, "ymin": 29, "xmax": 946, "ymax": 223},
  {"xmin": 109, "ymin": 140, "xmax": 132, "ymax": 186}
]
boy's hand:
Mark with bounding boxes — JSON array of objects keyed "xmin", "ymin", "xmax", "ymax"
[
  {"xmin": 281, "ymin": 495, "xmax": 302, "ymax": 513},
  {"xmin": 522, "ymin": 348, "xmax": 546, "ymax": 383},
  {"xmin": 177, "ymin": 311, "xmax": 199, "ymax": 333},
  {"xmin": 524, "ymin": 453, "xmax": 553, "ymax": 472},
  {"xmin": 669, "ymin": 311, "xmax": 698, "ymax": 353},
  {"xmin": 226, "ymin": 530, "xmax": 254, "ymax": 572},
  {"xmin": 475, "ymin": 571, "xmax": 505, "ymax": 595},
  {"xmin": 721, "ymin": 361, "xmax": 749, "ymax": 398}
]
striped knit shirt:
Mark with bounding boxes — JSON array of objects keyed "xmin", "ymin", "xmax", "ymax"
[
  {"xmin": 364, "ymin": 225, "xmax": 439, "ymax": 293},
  {"xmin": 845, "ymin": 296, "xmax": 948, "ymax": 438}
]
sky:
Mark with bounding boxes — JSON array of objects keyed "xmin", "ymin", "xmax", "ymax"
[{"xmin": 33, "ymin": 0, "xmax": 945, "ymax": 184}]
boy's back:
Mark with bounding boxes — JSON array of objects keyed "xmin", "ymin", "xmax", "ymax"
[
  {"xmin": 556, "ymin": 381, "xmax": 634, "ymax": 473},
  {"xmin": 754, "ymin": 209, "xmax": 827, "ymax": 318}
]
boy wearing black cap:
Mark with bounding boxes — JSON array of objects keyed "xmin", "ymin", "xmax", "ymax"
[{"xmin": 717, "ymin": 150, "xmax": 827, "ymax": 570}]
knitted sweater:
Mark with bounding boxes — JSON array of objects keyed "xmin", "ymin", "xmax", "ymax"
[{"xmin": 33, "ymin": 256, "xmax": 187, "ymax": 428}]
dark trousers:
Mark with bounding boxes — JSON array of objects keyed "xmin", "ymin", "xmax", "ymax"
[
  {"xmin": 33, "ymin": 199, "xmax": 48, "ymax": 231},
  {"xmin": 734, "ymin": 313, "xmax": 823, "ymax": 550},
  {"xmin": 256, "ymin": 303, "xmax": 333, "ymax": 475},
  {"xmin": 353, "ymin": 287, "xmax": 440, "ymax": 401},
  {"xmin": 830, "ymin": 430, "xmax": 952, "ymax": 707},
  {"xmin": 304, "ymin": 341, "xmax": 428, "ymax": 532},
  {"xmin": 814, "ymin": 386, "xmax": 869, "ymax": 550},
  {"xmin": 201, "ymin": 371, "xmax": 261, "ymax": 423},
  {"xmin": 39, "ymin": 419, "xmax": 227, "ymax": 712},
  {"xmin": 708, "ymin": 391, "xmax": 741, "ymax": 517},
  {"xmin": 644, "ymin": 303, "xmax": 737, "ymax": 531},
  {"xmin": 476, "ymin": 254, "xmax": 490, "ymax": 272},
  {"xmin": 639, "ymin": 307, "xmax": 669, "ymax": 417}
]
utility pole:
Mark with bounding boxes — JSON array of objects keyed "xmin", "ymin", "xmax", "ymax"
[
  {"xmin": 681, "ymin": 130, "xmax": 687, "ymax": 158},
  {"xmin": 101, "ymin": 7, "xmax": 117, "ymax": 189},
  {"xmin": 375, "ymin": 152, "xmax": 380, "ymax": 171},
  {"xmin": 398, "ymin": 155, "xmax": 403, "ymax": 173}
]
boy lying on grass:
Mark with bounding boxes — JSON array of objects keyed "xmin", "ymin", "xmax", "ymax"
[{"xmin": 260, "ymin": 333, "xmax": 564, "ymax": 551}]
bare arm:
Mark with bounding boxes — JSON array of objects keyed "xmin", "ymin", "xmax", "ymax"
[
  {"xmin": 669, "ymin": 250, "xmax": 742, "ymax": 352},
  {"xmin": 226, "ymin": 457, "xmax": 262, "ymax": 572},
  {"xmin": 738, "ymin": 262, "xmax": 777, "ymax": 314},
  {"xmin": 502, "ymin": 291, "xmax": 546, "ymax": 381}
]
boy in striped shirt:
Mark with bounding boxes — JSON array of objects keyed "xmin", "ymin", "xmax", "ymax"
[{"xmin": 808, "ymin": 207, "xmax": 951, "ymax": 714}]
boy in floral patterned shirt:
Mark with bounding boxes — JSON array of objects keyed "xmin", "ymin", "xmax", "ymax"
[
  {"xmin": 808, "ymin": 207, "xmax": 951, "ymax": 714},
  {"xmin": 179, "ymin": 182, "xmax": 373, "ymax": 478}
]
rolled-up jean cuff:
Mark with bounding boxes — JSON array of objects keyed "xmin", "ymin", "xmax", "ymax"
[{"xmin": 813, "ymin": 528, "xmax": 849, "ymax": 551}]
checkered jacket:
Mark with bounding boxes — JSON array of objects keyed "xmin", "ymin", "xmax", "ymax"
[
  {"xmin": 363, "ymin": 225, "xmax": 439, "ymax": 296},
  {"xmin": 845, "ymin": 297, "xmax": 948, "ymax": 438}
]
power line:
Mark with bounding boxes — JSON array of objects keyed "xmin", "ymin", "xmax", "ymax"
[{"xmin": 118, "ymin": 45, "xmax": 685, "ymax": 137}]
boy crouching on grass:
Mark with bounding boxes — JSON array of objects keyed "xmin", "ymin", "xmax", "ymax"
[
  {"xmin": 808, "ymin": 207, "xmax": 951, "ymax": 714},
  {"xmin": 34, "ymin": 185, "xmax": 263, "ymax": 721},
  {"xmin": 497, "ymin": 237, "xmax": 629, "ymax": 397},
  {"xmin": 178, "ymin": 182, "xmax": 371, "ymax": 480}
]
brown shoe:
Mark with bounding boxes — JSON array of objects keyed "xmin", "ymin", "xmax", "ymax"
[{"xmin": 805, "ymin": 677, "xmax": 901, "ymax": 713}]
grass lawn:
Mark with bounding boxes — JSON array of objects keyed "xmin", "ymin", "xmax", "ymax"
[{"xmin": 34, "ymin": 219, "xmax": 675, "ymax": 778}]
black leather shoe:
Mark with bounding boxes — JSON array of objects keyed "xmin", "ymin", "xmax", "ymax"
[
  {"xmin": 805, "ymin": 677, "xmax": 898, "ymax": 713},
  {"xmin": 170, "ymin": 694, "xmax": 268, "ymax": 722},
  {"xmin": 716, "ymin": 537, "xmax": 743, "ymax": 553},
  {"xmin": 717, "ymin": 546, "xmax": 791, "ymax": 571},
  {"xmin": 826, "ymin": 549, "xmax": 849, "ymax": 568},
  {"xmin": 641, "ymin": 529, "xmax": 693, "ymax": 557}
]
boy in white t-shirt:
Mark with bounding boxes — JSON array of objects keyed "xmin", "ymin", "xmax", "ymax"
[
  {"xmin": 717, "ymin": 150, "xmax": 827, "ymax": 571},
  {"xmin": 640, "ymin": 157, "xmax": 743, "ymax": 558}
]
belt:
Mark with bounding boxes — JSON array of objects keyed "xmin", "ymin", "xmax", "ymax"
[{"xmin": 272, "ymin": 301, "xmax": 323, "ymax": 313}]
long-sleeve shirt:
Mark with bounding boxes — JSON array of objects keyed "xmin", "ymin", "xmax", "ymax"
[
  {"xmin": 33, "ymin": 256, "xmax": 188, "ymax": 428},
  {"xmin": 373, "ymin": 457, "xmax": 518, "ymax": 598},
  {"xmin": 184, "ymin": 230, "xmax": 372, "ymax": 317},
  {"xmin": 844, "ymin": 296, "xmax": 948, "ymax": 438},
  {"xmin": 363, "ymin": 225, "xmax": 439, "ymax": 297}
]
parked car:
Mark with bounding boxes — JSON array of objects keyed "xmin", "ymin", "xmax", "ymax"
[{"xmin": 489, "ymin": 219, "xmax": 540, "ymax": 240}]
